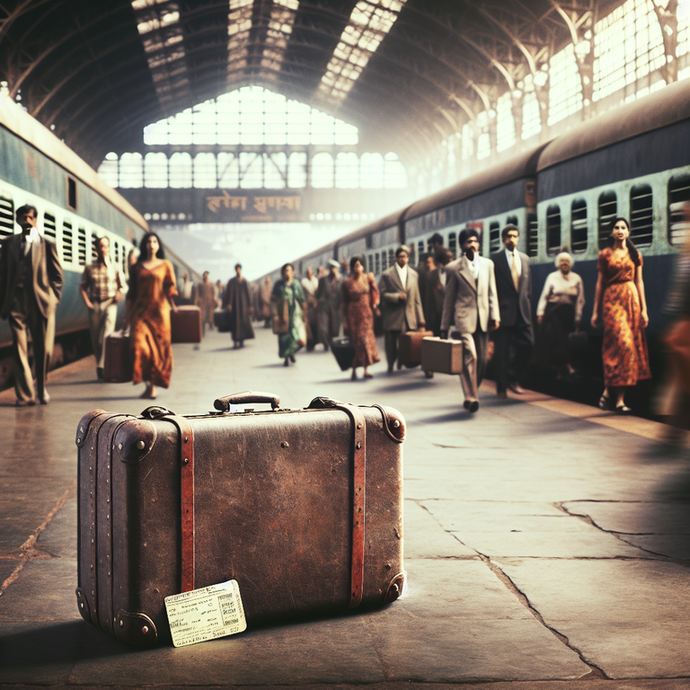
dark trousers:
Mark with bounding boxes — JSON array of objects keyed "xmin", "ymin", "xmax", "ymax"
[
  {"xmin": 385, "ymin": 330, "xmax": 402, "ymax": 371},
  {"xmin": 493, "ymin": 321, "xmax": 533, "ymax": 393}
]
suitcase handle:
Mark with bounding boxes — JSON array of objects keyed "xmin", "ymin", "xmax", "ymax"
[{"xmin": 214, "ymin": 390, "xmax": 280, "ymax": 412}]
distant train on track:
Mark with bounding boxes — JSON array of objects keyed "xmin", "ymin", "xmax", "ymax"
[
  {"xmin": 0, "ymin": 96, "xmax": 198, "ymax": 356},
  {"xmin": 274, "ymin": 78, "xmax": 690, "ymax": 343}
]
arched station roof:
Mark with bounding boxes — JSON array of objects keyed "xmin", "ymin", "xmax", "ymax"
[{"xmin": 0, "ymin": 0, "xmax": 622, "ymax": 168}]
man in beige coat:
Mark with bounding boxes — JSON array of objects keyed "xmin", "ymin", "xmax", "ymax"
[
  {"xmin": 378, "ymin": 245, "xmax": 425, "ymax": 373},
  {"xmin": 0, "ymin": 205, "xmax": 64, "ymax": 405},
  {"xmin": 441, "ymin": 229, "xmax": 500, "ymax": 412}
]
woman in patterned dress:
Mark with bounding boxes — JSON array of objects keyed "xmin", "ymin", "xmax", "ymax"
[
  {"xmin": 341, "ymin": 256, "xmax": 380, "ymax": 380},
  {"xmin": 591, "ymin": 218, "xmax": 651, "ymax": 413},
  {"xmin": 126, "ymin": 233, "xmax": 178, "ymax": 399},
  {"xmin": 271, "ymin": 263, "xmax": 307, "ymax": 366}
]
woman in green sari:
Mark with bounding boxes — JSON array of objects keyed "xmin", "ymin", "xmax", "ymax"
[{"xmin": 271, "ymin": 263, "xmax": 308, "ymax": 366}]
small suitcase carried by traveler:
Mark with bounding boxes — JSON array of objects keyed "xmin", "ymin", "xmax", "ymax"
[
  {"xmin": 171, "ymin": 305, "xmax": 202, "ymax": 343},
  {"xmin": 421, "ymin": 337, "xmax": 463, "ymax": 375},
  {"xmin": 213, "ymin": 309, "xmax": 232, "ymax": 333},
  {"xmin": 397, "ymin": 330, "xmax": 434, "ymax": 367},
  {"xmin": 76, "ymin": 391, "xmax": 406, "ymax": 647},
  {"xmin": 103, "ymin": 331, "xmax": 132, "ymax": 383},
  {"xmin": 331, "ymin": 336, "xmax": 355, "ymax": 371}
]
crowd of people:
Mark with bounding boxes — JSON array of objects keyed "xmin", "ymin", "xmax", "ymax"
[{"xmin": 0, "ymin": 205, "xmax": 667, "ymax": 417}]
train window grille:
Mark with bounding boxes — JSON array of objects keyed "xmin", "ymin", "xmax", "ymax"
[
  {"xmin": 668, "ymin": 174, "xmax": 690, "ymax": 246},
  {"xmin": 381, "ymin": 251, "xmax": 387, "ymax": 272},
  {"xmin": 375, "ymin": 253, "xmax": 380, "ymax": 274},
  {"xmin": 61, "ymin": 221, "xmax": 74, "ymax": 264},
  {"xmin": 571, "ymin": 199, "xmax": 588, "ymax": 253},
  {"xmin": 630, "ymin": 184, "xmax": 653, "ymax": 248},
  {"xmin": 448, "ymin": 232, "xmax": 457, "ymax": 257},
  {"xmin": 0, "ymin": 196, "xmax": 13, "ymax": 237},
  {"xmin": 77, "ymin": 227, "xmax": 87, "ymax": 266},
  {"xmin": 546, "ymin": 205, "xmax": 561, "ymax": 253},
  {"xmin": 527, "ymin": 213, "xmax": 538, "ymax": 257},
  {"xmin": 91, "ymin": 234, "xmax": 99, "ymax": 260},
  {"xmin": 114, "ymin": 242, "xmax": 120, "ymax": 264},
  {"xmin": 489, "ymin": 222, "xmax": 500, "ymax": 253},
  {"xmin": 388, "ymin": 249, "xmax": 395, "ymax": 267},
  {"xmin": 43, "ymin": 213, "xmax": 57, "ymax": 242},
  {"xmin": 598, "ymin": 191, "xmax": 617, "ymax": 248},
  {"xmin": 67, "ymin": 177, "xmax": 77, "ymax": 211}
]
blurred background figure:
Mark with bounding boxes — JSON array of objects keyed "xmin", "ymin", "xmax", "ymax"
[
  {"xmin": 316, "ymin": 260, "xmax": 342, "ymax": 351},
  {"xmin": 536, "ymin": 252, "xmax": 585, "ymax": 380},
  {"xmin": 424, "ymin": 249, "xmax": 452, "ymax": 337},
  {"xmin": 224, "ymin": 263, "xmax": 254, "ymax": 348},
  {"xmin": 271, "ymin": 263, "xmax": 307, "ymax": 366},
  {"xmin": 259, "ymin": 275, "xmax": 273, "ymax": 327},
  {"xmin": 301, "ymin": 267, "xmax": 319, "ymax": 351},
  {"xmin": 178, "ymin": 271, "xmax": 195, "ymax": 306},
  {"xmin": 591, "ymin": 217, "xmax": 650, "ymax": 413},
  {"xmin": 195, "ymin": 271, "xmax": 218, "ymax": 335},
  {"xmin": 341, "ymin": 255, "xmax": 380, "ymax": 380},
  {"xmin": 126, "ymin": 232, "xmax": 177, "ymax": 400}
]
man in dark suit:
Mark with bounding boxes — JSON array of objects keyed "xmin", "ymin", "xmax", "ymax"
[
  {"xmin": 378, "ymin": 245, "xmax": 425, "ymax": 373},
  {"xmin": 490, "ymin": 224, "xmax": 533, "ymax": 399},
  {"xmin": 0, "ymin": 205, "xmax": 64, "ymax": 406}
]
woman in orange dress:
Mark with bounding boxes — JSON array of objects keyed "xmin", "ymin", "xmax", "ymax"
[
  {"xmin": 591, "ymin": 217, "xmax": 650, "ymax": 413},
  {"xmin": 126, "ymin": 233, "xmax": 178, "ymax": 399},
  {"xmin": 341, "ymin": 256, "xmax": 380, "ymax": 380}
]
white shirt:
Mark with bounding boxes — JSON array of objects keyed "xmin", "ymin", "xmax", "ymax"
[
  {"xmin": 395, "ymin": 262, "xmax": 408, "ymax": 288},
  {"xmin": 505, "ymin": 248, "xmax": 521, "ymax": 278},
  {"xmin": 23, "ymin": 226, "xmax": 43, "ymax": 254},
  {"xmin": 467, "ymin": 255, "xmax": 480, "ymax": 280},
  {"xmin": 301, "ymin": 275, "xmax": 319, "ymax": 296}
]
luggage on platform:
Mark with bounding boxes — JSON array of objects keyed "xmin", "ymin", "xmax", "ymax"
[
  {"xmin": 171, "ymin": 305, "xmax": 202, "ymax": 343},
  {"xmin": 213, "ymin": 309, "xmax": 232, "ymax": 333},
  {"xmin": 331, "ymin": 336, "xmax": 355, "ymax": 371},
  {"xmin": 397, "ymin": 330, "xmax": 434, "ymax": 368},
  {"xmin": 76, "ymin": 391, "xmax": 406, "ymax": 648},
  {"xmin": 421, "ymin": 337, "xmax": 463, "ymax": 375},
  {"xmin": 103, "ymin": 331, "xmax": 132, "ymax": 383}
]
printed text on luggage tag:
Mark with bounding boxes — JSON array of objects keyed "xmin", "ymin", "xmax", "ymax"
[{"xmin": 165, "ymin": 579, "xmax": 246, "ymax": 647}]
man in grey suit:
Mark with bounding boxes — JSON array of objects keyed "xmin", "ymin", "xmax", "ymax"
[
  {"xmin": 0, "ymin": 205, "xmax": 64, "ymax": 406},
  {"xmin": 441, "ymin": 229, "xmax": 500, "ymax": 412},
  {"xmin": 490, "ymin": 224, "xmax": 533, "ymax": 398},
  {"xmin": 378, "ymin": 245, "xmax": 425, "ymax": 373}
]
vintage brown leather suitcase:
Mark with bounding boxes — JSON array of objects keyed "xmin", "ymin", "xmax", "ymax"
[
  {"xmin": 171, "ymin": 305, "xmax": 202, "ymax": 343},
  {"xmin": 76, "ymin": 392, "xmax": 405, "ymax": 647},
  {"xmin": 421, "ymin": 337, "xmax": 463, "ymax": 375},
  {"xmin": 397, "ymin": 330, "xmax": 434, "ymax": 367},
  {"xmin": 103, "ymin": 331, "xmax": 132, "ymax": 383}
]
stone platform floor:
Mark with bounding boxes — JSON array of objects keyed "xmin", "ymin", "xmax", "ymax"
[{"xmin": 0, "ymin": 326, "xmax": 689, "ymax": 689}]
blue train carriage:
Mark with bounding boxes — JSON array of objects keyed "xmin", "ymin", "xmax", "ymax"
[
  {"xmin": 335, "ymin": 208, "xmax": 406, "ymax": 278},
  {"xmin": 296, "ymin": 240, "xmax": 338, "ymax": 279},
  {"xmin": 400, "ymin": 145, "xmax": 546, "ymax": 266},
  {"xmin": 0, "ymin": 95, "xmax": 147, "ymax": 351},
  {"xmin": 533, "ymin": 77, "xmax": 690, "ymax": 338}
]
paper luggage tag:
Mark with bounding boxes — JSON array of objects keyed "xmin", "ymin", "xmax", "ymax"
[{"xmin": 165, "ymin": 579, "xmax": 247, "ymax": 647}]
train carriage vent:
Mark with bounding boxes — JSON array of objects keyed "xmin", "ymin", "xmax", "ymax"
[
  {"xmin": 546, "ymin": 205, "xmax": 561, "ymax": 253},
  {"xmin": 62, "ymin": 221, "xmax": 73, "ymax": 263},
  {"xmin": 630, "ymin": 184, "xmax": 653, "ymax": 248},
  {"xmin": 43, "ymin": 213, "xmax": 57, "ymax": 242},
  {"xmin": 571, "ymin": 199, "xmax": 588, "ymax": 253},
  {"xmin": 489, "ymin": 222, "xmax": 500, "ymax": 253},
  {"xmin": 0, "ymin": 197, "xmax": 14, "ymax": 237},
  {"xmin": 527, "ymin": 214, "xmax": 538, "ymax": 257},
  {"xmin": 598, "ymin": 191, "xmax": 617, "ymax": 248},
  {"xmin": 668, "ymin": 174, "xmax": 690, "ymax": 247},
  {"xmin": 77, "ymin": 227, "xmax": 87, "ymax": 266}
]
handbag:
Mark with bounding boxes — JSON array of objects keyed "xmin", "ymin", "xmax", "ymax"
[{"xmin": 272, "ymin": 299, "xmax": 289, "ymax": 335}]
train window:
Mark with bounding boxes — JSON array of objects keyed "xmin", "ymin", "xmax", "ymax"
[
  {"xmin": 365, "ymin": 234, "xmax": 373, "ymax": 250},
  {"xmin": 113, "ymin": 241, "xmax": 120, "ymax": 264},
  {"xmin": 630, "ymin": 184, "xmax": 653, "ymax": 247},
  {"xmin": 67, "ymin": 177, "xmax": 77, "ymax": 211},
  {"xmin": 62, "ymin": 221, "xmax": 73, "ymax": 263},
  {"xmin": 43, "ymin": 213, "xmax": 57, "ymax": 242},
  {"xmin": 417, "ymin": 240, "xmax": 424, "ymax": 257},
  {"xmin": 388, "ymin": 249, "xmax": 395, "ymax": 267},
  {"xmin": 489, "ymin": 222, "xmax": 501, "ymax": 253},
  {"xmin": 375, "ymin": 253, "xmax": 380, "ymax": 274},
  {"xmin": 546, "ymin": 205, "xmax": 561, "ymax": 253},
  {"xmin": 0, "ymin": 196, "xmax": 14, "ymax": 237},
  {"xmin": 381, "ymin": 251, "xmax": 387, "ymax": 272},
  {"xmin": 506, "ymin": 215, "xmax": 518, "ymax": 227},
  {"xmin": 448, "ymin": 232, "xmax": 457, "ymax": 257},
  {"xmin": 668, "ymin": 174, "xmax": 690, "ymax": 246},
  {"xmin": 598, "ymin": 191, "xmax": 617, "ymax": 248},
  {"xmin": 78, "ymin": 227, "xmax": 87, "ymax": 266},
  {"xmin": 571, "ymin": 199, "xmax": 588, "ymax": 253},
  {"xmin": 527, "ymin": 213, "xmax": 538, "ymax": 257}
]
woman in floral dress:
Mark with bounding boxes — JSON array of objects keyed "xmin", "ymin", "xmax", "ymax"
[
  {"xmin": 341, "ymin": 256, "xmax": 380, "ymax": 380},
  {"xmin": 591, "ymin": 217, "xmax": 650, "ymax": 413},
  {"xmin": 126, "ymin": 233, "xmax": 178, "ymax": 399}
]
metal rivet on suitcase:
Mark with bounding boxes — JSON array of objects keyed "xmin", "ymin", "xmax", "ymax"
[
  {"xmin": 137, "ymin": 440, "xmax": 146, "ymax": 449},
  {"xmin": 392, "ymin": 420, "xmax": 400, "ymax": 428},
  {"xmin": 281, "ymin": 441, "xmax": 289, "ymax": 448}
]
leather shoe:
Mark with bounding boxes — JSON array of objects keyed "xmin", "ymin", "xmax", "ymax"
[
  {"xmin": 39, "ymin": 392, "xmax": 50, "ymax": 405},
  {"xmin": 507, "ymin": 382, "xmax": 526, "ymax": 394},
  {"xmin": 468, "ymin": 400, "xmax": 479, "ymax": 413},
  {"xmin": 463, "ymin": 400, "xmax": 470, "ymax": 410},
  {"xmin": 15, "ymin": 399, "xmax": 36, "ymax": 407}
]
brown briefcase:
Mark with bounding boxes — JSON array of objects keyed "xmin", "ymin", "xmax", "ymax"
[
  {"xmin": 76, "ymin": 391, "xmax": 406, "ymax": 647},
  {"xmin": 103, "ymin": 331, "xmax": 132, "ymax": 383},
  {"xmin": 171, "ymin": 305, "xmax": 202, "ymax": 343},
  {"xmin": 421, "ymin": 337, "xmax": 463, "ymax": 375},
  {"xmin": 397, "ymin": 329, "xmax": 434, "ymax": 367}
]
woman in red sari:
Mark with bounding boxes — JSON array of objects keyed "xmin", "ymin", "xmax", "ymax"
[
  {"xmin": 341, "ymin": 256, "xmax": 380, "ymax": 380},
  {"xmin": 126, "ymin": 233, "xmax": 178, "ymax": 399},
  {"xmin": 591, "ymin": 217, "xmax": 650, "ymax": 413}
]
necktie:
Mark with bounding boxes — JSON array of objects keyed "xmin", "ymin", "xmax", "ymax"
[{"xmin": 510, "ymin": 252, "xmax": 519, "ymax": 291}]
